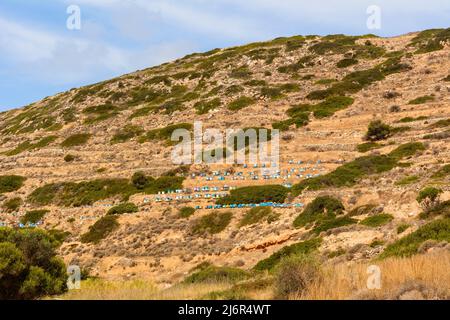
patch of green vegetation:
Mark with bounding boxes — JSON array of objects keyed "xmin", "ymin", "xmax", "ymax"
[
  {"xmin": 306, "ymin": 56, "xmax": 410, "ymax": 100},
  {"xmin": 397, "ymin": 224, "xmax": 411, "ymax": 234},
  {"xmin": 293, "ymin": 196, "xmax": 345, "ymax": 228},
  {"xmin": 61, "ymin": 133, "xmax": 91, "ymax": 148},
  {"xmin": 239, "ymin": 207, "xmax": 279, "ymax": 227},
  {"xmin": 397, "ymin": 116, "xmax": 428, "ymax": 123},
  {"xmin": 225, "ymin": 85, "xmax": 244, "ymax": 95},
  {"xmin": 194, "ymin": 98, "xmax": 221, "ymax": 114},
  {"xmin": 417, "ymin": 187, "xmax": 442, "ymax": 204},
  {"xmin": 444, "ymin": 75, "xmax": 450, "ymax": 82},
  {"xmin": 272, "ymin": 112, "xmax": 309, "ymax": 131},
  {"xmin": 260, "ymin": 86, "xmax": 284, "ymax": 100},
  {"xmin": 336, "ymin": 58, "xmax": 358, "ymax": 68},
  {"xmin": 253, "ymin": 238, "xmax": 322, "ymax": 271},
  {"xmin": 28, "ymin": 178, "xmax": 137, "ymax": 207},
  {"xmin": 315, "ymin": 78, "xmax": 337, "ymax": 85},
  {"xmin": 312, "ymin": 216, "xmax": 357, "ymax": 234},
  {"xmin": 80, "ymin": 215, "xmax": 119, "ymax": 244},
  {"xmin": 277, "ymin": 56, "xmax": 314, "ymax": 74},
  {"xmin": 423, "ymin": 130, "xmax": 450, "ymax": 140},
  {"xmin": 395, "ymin": 175, "xmax": 419, "ymax": 186},
  {"xmin": 141, "ymin": 123, "xmax": 193, "ymax": 144},
  {"xmin": 408, "ymin": 95, "xmax": 435, "ymax": 105},
  {"xmin": 419, "ymin": 201, "xmax": 450, "ymax": 219},
  {"xmin": 111, "ymin": 125, "xmax": 144, "ymax": 144},
  {"xmin": 409, "ymin": 28, "xmax": 450, "ymax": 54},
  {"xmin": 360, "ymin": 214, "xmax": 394, "ymax": 227},
  {"xmin": 357, "ymin": 142, "xmax": 382, "ymax": 153},
  {"xmin": 292, "ymin": 142, "xmax": 425, "ymax": 195},
  {"xmin": 227, "ymin": 96, "xmax": 256, "ymax": 111},
  {"xmin": 2, "ymin": 197, "xmax": 22, "ymax": 212},
  {"xmin": 184, "ymin": 265, "xmax": 250, "ymax": 284},
  {"xmin": 20, "ymin": 209, "xmax": 49, "ymax": 224},
  {"xmin": 107, "ymin": 202, "xmax": 138, "ymax": 215},
  {"xmin": 64, "ymin": 154, "xmax": 76, "ymax": 162},
  {"xmin": 178, "ymin": 206, "xmax": 196, "ymax": 218},
  {"xmin": 217, "ymin": 185, "xmax": 288, "ymax": 205},
  {"xmin": 431, "ymin": 164, "xmax": 450, "ymax": 179},
  {"xmin": 430, "ymin": 118, "xmax": 450, "ymax": 128},
  {"xmin": 230, "ymin": 66, "xmax": 252, "ymax": 79},
  {"xmin": 192, "ymin": 211, "xmax": 232, "ymax": 235},
  {"xmin": 0, "ymin": 175, "xmax": 26, "ymax": 194},
  {"xmin": 83, "ymin": 103, "xmax": 119, "ymax": 123},
  {"xmin": 0, "ymin": 227, "xmax": 67, "ymax": 299},
  {"xmin": 380, "ymin": 217, "xmax": 450, "ymax": 258},
  {"xmin": 5, "ymin": 136, "xmax": 57, "ymax": 156}
]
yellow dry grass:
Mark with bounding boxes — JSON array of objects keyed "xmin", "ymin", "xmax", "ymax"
[
  {"xmin": 294, "ymin": 251, "xmax": 450, "ymax": 300},
  {"xmin": 54, "ymin": 252, "xmax": 450, "ymax": 300}
]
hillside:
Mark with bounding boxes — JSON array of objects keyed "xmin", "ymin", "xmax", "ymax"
[{"xmin": 0, "ymin": 28, "xmax": 449, "ymax": 299}]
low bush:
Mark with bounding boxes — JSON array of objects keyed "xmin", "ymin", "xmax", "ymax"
[
  {"xmin": 227, "ymin": 96, "xmax": 256, "ymax": 111},
  {"xmin": 0, "ymin": 227, "xmax": 67, "ymax": 299},
  {"xmin": 184, "ymin": 265, "xmax": 249, "ymax": 284},
  {"xmin": 192, "ymin": 211, "xmax": 232, "ymax": 235},
  {"xmin": 336, "ymin": 58, "xmax": 358, "ymax": 68},
  {"xmin": 419, "ymin": 200, "xmax": 450, "ymax": 219},
  {"xmin": 194, "ymin": 98, "xmax": 221, "ymax": 114},
  {"xmin": 217, "ymin": 185, "xmax": 288, "ymax": 205},
  {"xmin": 20, "ymin": 209, "xmax": 49, "ymax": 225},
  {"xmin": 365, "ymin": 120, "xmax": 392, "ymax": 141},
  {"xmin": 356, "ymin": 142, "xmax": 381, "ymax": 153},
  {"xmin": 239, "ymin": 207, "xmax": 279, "ymax": 227},
  {"xmin": 178, "ymin": 206, "xmax": 196, "ymax": 218},
  {"xmin": 431, "ymin": 164, "xmax": 450, "ymax": 179},
  {"xmin": 142, "ymin": 123, "xmax": 193, "ymax": 144},
  {"xmin": 312, "ymin": 216, "xmax": 357, "ymax": 234},
  {"xmin": 397, "ymin": 224, "xmax": 411, "ymax": 234},
  {"xmin": 2, "ymin": 197, "xmax": 22, "ymax": 212},
  {"xmin": 360, "ymin": 214, "xmax": 394, "ymax": 227},
  {"xmin": 61, "ymin": 133, "xmax": 91, "ymax": 148},
  {"xmin": 111, "ymin": 125, "xmax": 144, "ymax": 144},
  {"xmin": 408, "ymin": 95, "xmax": 434, "ymax": 105},
  {"xmin": 380, "ymin": 217, "xmax": 450, "ymax": 258},
  {"xmin": 274, "ymin": 254, "xmax": 321, "ymax": 299},
  {"xmin": 254, "ymin": 238, "xmax": 322, "ymax": 271},
  {"xmin": 64, "ymin": 154, "xmax": 76, "ymax": 162},
  {"xmin": 293, "ymin": 196, "xmax": 345, "ymax": 228},
  {"xmin": 0, "ymin": 175, "xmax": 26, "ymax": 194},
  {"xmin": 395, "ymin": 175, "xmax": 419, "ymax": 186},
  {"xmin": 430, "ymin": 119, "xmax": 450, "ymax": 128},
  {"xmin": 80, "ymin": 215, "xmax": 119, "ymax": 243},
  {"xmin": 107, "ymin": 202, "xmax": 138, "ymax": 215}
]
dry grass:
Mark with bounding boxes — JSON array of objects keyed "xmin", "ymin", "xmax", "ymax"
[
  {"xmin": 294, "ymin": 251, "xmax": 450, "ymax": 300},
  {"xmin": 53, "ymin": 252, "xmax": 450, "ymax": 300},
  {"xmin": 55, "ymin": 279, "xmax": 231, "ymax": 300}
]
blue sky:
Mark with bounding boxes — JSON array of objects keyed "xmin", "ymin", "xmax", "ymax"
[{"xmin": 0, "ymin": 0, "xmax": 449, "ymax": 112}]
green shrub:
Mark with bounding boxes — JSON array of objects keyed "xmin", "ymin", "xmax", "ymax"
[
  {"xmin": 239, "ymin": 207, "xmax": 279, "ymax": 227},
  {"xmin": 416, "ymin": 187, "xmax": 442, "ymax": 204},
  {"xmin": 0, "ymin": 175, "xmax": 26, "ymax": 194},
  {"xmin": 194, "ymin": 98, "xmax": 221, "ymax": 114},
  {"xmin": 287, "ymin": 96, "xmax": 354, "ymax": 120},
  {"xmin": 178, "ymin": 206, "xmax": 196, "ymax": 218},
  {"xmin": 410, "ymin": 28, "xmax": 450, "ymax": 54},
  {"xmin": 274, "ymin": 254, "xmax": 321, "ymax": 299},
  {"xmin": 107, "ymin": 202, "xmax": 138, "ymax": 215},
  {"xmin": 64, "ymin": 154, "xmax": 76, "ymax": 162},
  {"xmin": 408, "ymin": 95, "xmax": 434, "ymax": 105},
  {"xmin": 80, "ymin": 215, "xmax": 119, "ymax": 243},
  {"xmin": 131, "ymin": 171, "xmax": 151, "ymax": 190},
  {"xmin": 388, "ymin": 142, "xmax": 425, "ymax": 159},
  {"xmin": 192, "ymin": 211, "xmax": 232, "ymax": 235},
  {"xmin": 430, "ymin": 119, "xmax": 450, "ymax": 128},
  {"xmin": 357, "ymin": 142, "xmax": 381, "ymax": 153},
  {"xmin": 217, "ymin": 185, "xmax": 288, "ymax": 205},
  {"xmin": 365, "ymin": 120, "xmax": 392, "ymax": 141},
  {"xmin": 0, "ymin": 227, "xmax": 67, "ymax": 299},
  {"xmin": 230, "ymin": 66, "xmax": 252, "ymax": 79},
  {"xmin": 111, "ymin": 125, "xmax": 143, "ymax": 144},
  {"xmin": 61, "ymin": 133, "xmax": 91, "ymax": 148},
  {"xmin": 260, "ymin": 86, "xmax": 284, "ymax": 100},
  {"xmin": 395, "ymin": 175, "xmax": 419, "ymax": 186},
  {"xmin": 431, "ymin": 164, "xmax": 450, "ymax": 179},
  {"xmin": 348, "ymin": 204, "xmax": 377, "ymax": 217},
  {"xmin": 397, "ymin": 116, "xmax": 428, "ymax": 123},
  {"xmin": 28, "ymin": 179, "xmax": 137, "ymax": 207},
  {"xmin": 419, "ymin": 201, "xmax": 450, "ymax": 219},
  {"xmin": 380, "ymin": 217, "xmax": 450, "ymax": 258},
  {"xmin": 143, "ymin": 176, "xmax": 185, "ymax": 194},
  {"xmin": 184, "ymin": 265, "xmax": 249, "ymax": 284},
  {"xmin": 312, "ymin": 216, "xmax": 357, "ymax": 234},
  {"xmin": 254, "ymin": 238, "xmax": 322, "ymax": 271},
  {"xmin": 444, "ymin": 75, "xmax": 450, "ymax": 82},
  {"xmin": 20, "ymin": 210, "xmax": 49, "ymax": 224},
  {"xmin": 5, "ymin": 136, "xmax": 57, "ymax": 156},
  {"xmin": 2, "ymin": 197, "xmax": 22, "ymax": 212},
  {"xmin": 142, "ymin": 123, "xmax": 193, "ymax": 143},
  {"xmin": 315, "ymin": 79, "xmax": 336, "ymax": 85},
  {"xmin": 360, "ymin": 214, "xmax": 394, "ymax": 227},
  {"xmin": 293, "ymin": 196, "xmax": 344, "ymax": 228},
  {"xmin": 397, "ymin": 224, "xmax": 411, "ymax": 234},
  {"xmin": 336, "ymin": 58, "xmax": 358, "ymax": 68},
  {"xmin": 227, "ymin": 96, "xmax": 255, "ymax": 111}
]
